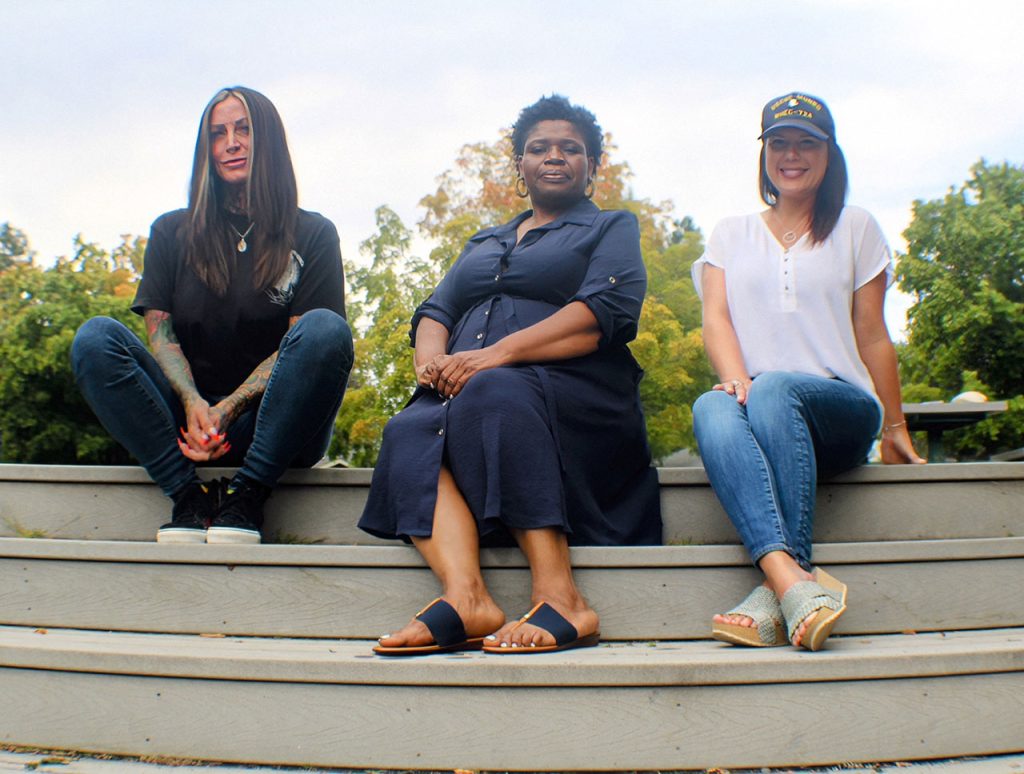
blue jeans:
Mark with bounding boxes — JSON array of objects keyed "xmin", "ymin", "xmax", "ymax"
[
  {"xmin": 692, "ymin": 371, "xmax": 880, "ymax": 570},
  {"xmin": 71, "ymin": 309, "xmax": 353, "ymax": 496}
]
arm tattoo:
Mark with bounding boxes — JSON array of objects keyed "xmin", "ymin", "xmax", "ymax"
[
  {"xmin": 218, "ymin": 315, "xmax": 301, "ymax": 422},
  {"xmin": 144, "ymin": 309, "xmax": 200, "ymax": 407}
]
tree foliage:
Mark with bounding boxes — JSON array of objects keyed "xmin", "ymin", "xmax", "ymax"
[
  {"xmin": 896, "ymin": 160, "xmax": 1024, "ymax": 457},
  {"xmin": 329, "ymin": 206, "xmax": 443, "ymax": 466},
  {"xmin": 0, "ymin": 228, "xmax": 145, "ymax": 462}
]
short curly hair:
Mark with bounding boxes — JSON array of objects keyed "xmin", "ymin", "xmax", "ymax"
[{"xmin": 510, "ymin": 95, "xmax": 603, "ymax": 167}]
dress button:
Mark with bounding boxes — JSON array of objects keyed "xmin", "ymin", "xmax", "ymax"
[
  {"xmin": 484, "ymin": 310, "xmax": 489, "ymax": 316},
  {"xmin": 494, "ymin": 274, "xmax": 500, "ymax": 281},
  {"xmin": 608, "ymin": 276, "xmax": 616, "ymax": 284},
  {"xmin": 437, "ymin": 428, "xmax": 445, "ymax": 436},
  {"xmin": 475, "ymin": 332, "xmax": 483, "ymax": 340}
]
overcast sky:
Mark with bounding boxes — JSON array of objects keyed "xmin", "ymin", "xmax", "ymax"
[{"xmin": 3, "ymin": 0, "xmax": 1022, "ymax": 333}]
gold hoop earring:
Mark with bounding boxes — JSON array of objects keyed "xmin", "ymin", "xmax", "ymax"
[
  {"xmin": 585, "ymin": 179, "xmax": 595, "ymax": 199},
  {"xmin": 515, "ymin": 176, "xmax": 529, "ymax": 198}
]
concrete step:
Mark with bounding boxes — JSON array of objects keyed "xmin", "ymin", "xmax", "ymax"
[
  {"xmin": 2, "ymin": 462, "xmax": 1022, "ymax": 545},
  {"xmin": 3, "ymin": 537, "xmax": 1022, "ymax": 639},
  {"xmin": 1, "ymin": 624, "xmax": 1021, "ymax": 769}
]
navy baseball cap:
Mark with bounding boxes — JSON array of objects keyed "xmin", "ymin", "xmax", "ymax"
[{"xmin": 759, "ymin": 93, "xmax": 835, "ymax": 141}]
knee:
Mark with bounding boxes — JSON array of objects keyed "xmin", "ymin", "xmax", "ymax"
[
  {"xmin": 71, "ymin": 316, "xmax": 126, "ymax": 376},
  {"xmin": 692, "ymin": 389, "xmax": 748, "ymax": 448},
  {"xmin": 289, "ymin": 309, "xmax": 354, "ymax": 369},
  {"xmin": 746, "ymin": 371, "xmax": 803, "ymax": 413},
  {"xmin": 693, "ymin": 390, "xmax": 738, "ymax": 428}
]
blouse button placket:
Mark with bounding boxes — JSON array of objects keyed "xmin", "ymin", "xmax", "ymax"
[{"xmin": 781, "ymin": 248, "xmax": 797, "ymax": 311}]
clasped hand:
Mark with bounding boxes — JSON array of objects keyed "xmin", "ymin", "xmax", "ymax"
[
  {"xmin": 178, "ymin": 398, "xmax": 234, "ymax": 461},
  {"xmin": 416, "ymin": 348, "xmax": 505, "ymax": 399}
]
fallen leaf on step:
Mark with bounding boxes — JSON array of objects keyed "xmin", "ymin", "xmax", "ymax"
[
  {"xmin": 901, "ymin": 629, "xmax": 917, "ymax": 635},
  {"xmin": 33, "ymin": 628, "xmax": 48, "ymax": 634},
  {"xmin": 199, "ymin": 633, "xmax": 226, "ymax": 638}
]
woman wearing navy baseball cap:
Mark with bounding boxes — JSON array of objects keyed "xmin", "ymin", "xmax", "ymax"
[{"xmin": 690, "ymin": 92, "xmax": 924, "ymax": 651}]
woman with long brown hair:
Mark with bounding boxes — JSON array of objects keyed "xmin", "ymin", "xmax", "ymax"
[
  {"xmin": 692, "ymin": 92, "xmax": 924, "ymax": 651},
  {"xmin": 73, "ymin": 86, "xmax": 353, "ymax": 544}
]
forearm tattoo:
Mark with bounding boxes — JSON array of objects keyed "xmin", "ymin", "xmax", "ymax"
[
  {"xmin": 144, "ymin": 309, "xmax": 199, "ymax": 406},
  {"xmin": 218, "ymin": 315, "xmax": 300, "ymax": 421}
]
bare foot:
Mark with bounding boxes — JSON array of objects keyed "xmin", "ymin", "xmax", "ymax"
[
  {"xmin": 487, "ymin": 595, "xmax": 599, "ymax": 649},
  {"xmin": 377, "ymin": 596, "xmax": 505, "ymax": 649}
]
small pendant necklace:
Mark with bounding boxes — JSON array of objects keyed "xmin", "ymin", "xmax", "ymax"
[
  {"xmin": 229, "ymin": 222, "xmax": 255, "ymax": 253},
  {"xmin": 771, "ymin": 209, "xmax": 808, "ymax": 245}
]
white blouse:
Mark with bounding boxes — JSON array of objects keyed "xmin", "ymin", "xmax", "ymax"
[{"xmin": 691, "ymin": 205, "xmax": 892, "ymax": 405}]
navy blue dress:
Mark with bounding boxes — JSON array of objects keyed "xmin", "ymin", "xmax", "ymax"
[{"xmin": 358, "ymin": 199, "xmax": 662, "ymax": 546}]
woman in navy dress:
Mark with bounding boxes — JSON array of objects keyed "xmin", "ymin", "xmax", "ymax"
[{"xmin": 360, "ymin": 95, "xmax": 661, "ymax": 656}]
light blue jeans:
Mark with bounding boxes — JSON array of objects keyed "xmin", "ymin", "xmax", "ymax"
[
  {"xmin": 71, "ymin": 310, "xmax": 353, "ymax": 497},
  {"xmin": 693, "ymin": 371, "xmax": 880, "ymax": 570}
]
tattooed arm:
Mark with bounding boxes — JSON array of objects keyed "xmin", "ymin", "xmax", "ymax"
[
  {"xmin": 144, "ymin": 309, "xmax": 229, "ymax": 461},
  {"xmin": 210, "ymin": 314, "xmax": 301, "ymax": 428}
]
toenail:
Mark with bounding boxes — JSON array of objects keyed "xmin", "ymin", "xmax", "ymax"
[
  {"xmin": 529, "ymin": 642, "xmax": 536, "ymax": 648},
  {"xmin": 500, "ymin": 642, "xmax": 509, "ymax": 648},
  {"xmin": 511, "ymin": 643, "xmax": 520, "ymax": 648},
  {"xmin": 378, "ymin": 634, "xmax": 391, "ymax": 641},
  {"xmin": 485, "ymin": 635, "xmax": 497, "ymax": 641}
]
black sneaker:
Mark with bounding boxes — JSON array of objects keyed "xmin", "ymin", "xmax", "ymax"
[
  {"xmin": 156, "ymin": 480, "xmax": 219, "ymax": 544},
  {"xmin": 206, "ymin": 475, "xmax": 269, "ymax": 545}
]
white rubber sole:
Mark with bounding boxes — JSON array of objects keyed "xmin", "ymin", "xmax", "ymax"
[
  {"xmin": 206, "ymin": 526, "xmax": 261, "ymax": 545},
  {"xmin": 156, "ymin": 528, "xmax": 207, "ymax": 544}
]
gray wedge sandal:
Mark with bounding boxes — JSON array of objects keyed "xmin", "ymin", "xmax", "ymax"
[
  {"xmin": 779, "ymin": 567, "xmax": 849, "ymax": 651},
  {"xmin": 711, "ymin": 584, "xmax": 787, "ymax": 647}
]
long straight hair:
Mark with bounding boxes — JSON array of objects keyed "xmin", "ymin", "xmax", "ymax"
[
  {"xmin": 759, "ymin": 138, "xmax": 848, "ymax": 245},
  {"xmin": 185, "ymin": 86, "xmax": 298, "ymax": 296}
]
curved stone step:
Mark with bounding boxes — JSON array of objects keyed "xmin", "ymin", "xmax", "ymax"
[
  {"xmin": 2, "ymin": 462, "xmax": 1022, "ymax": 545},
  {"xmin": 1, "ymin": 624, "xmax": 1021, "ymax": 769},
  {"xmin": 3, "ymin": 537, "xmax": 1021, "ymax": 639}
]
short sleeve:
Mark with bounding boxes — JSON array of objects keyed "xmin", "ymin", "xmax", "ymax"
[
  {"xmin": 290, "ymin": 215, "xmax": 346, "ymax": 318},
  {"xmin": 570, "ymin": 211, "xmax": 646, "ymax": 348},
  {"xmin": 131, "ymin": 212, "xmax": 181, "ymax": 316},
  {"xmin": 850, "ymin": 207, "xmax": 893, "ymax": 290},
  {"xmin": 690, "ymin": 219, "xmax": 730, "ymax": 303}
]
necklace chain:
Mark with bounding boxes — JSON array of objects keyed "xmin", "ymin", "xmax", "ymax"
[
  {"xmin": 228, "ymin": 222, "xmax": 255, "ymax": 253},
  {"xmin": 771, "ymin": 208, "xmax": 808, "ymax": 245}
]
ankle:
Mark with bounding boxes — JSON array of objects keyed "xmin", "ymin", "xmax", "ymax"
[
  {"xmin": 441, "ymin": 580, "xmax": 493, "ymax": 605},
  {"xmin": 227, "ymin": 473, "xmax": 272, "ymax": 502},
  {"xmin": 530, "ymin": 587, "xmax": 588, "ymax": 613}
]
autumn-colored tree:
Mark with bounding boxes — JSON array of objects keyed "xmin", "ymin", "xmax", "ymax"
[{"xmin": 0, "ymin": 231, "xmax": 145, "ymax": 462}]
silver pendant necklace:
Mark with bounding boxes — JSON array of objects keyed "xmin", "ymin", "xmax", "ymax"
[
  {"xmin": 771, "ymin": 208, "xmax": 807, "ymax": 245},
  {"xmin": 229, "ymin": 222, "xmax": 255, "ymax": 253}
]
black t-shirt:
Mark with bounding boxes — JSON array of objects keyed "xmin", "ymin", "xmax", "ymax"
[{"xmin": 132, "ymin": 208, "xmax": 346, "ymax": 396}]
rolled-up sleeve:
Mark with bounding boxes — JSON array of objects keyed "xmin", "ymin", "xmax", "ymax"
[{"xmin": 570, "ymin": 211, "xmax": 646, "ymax": 348}]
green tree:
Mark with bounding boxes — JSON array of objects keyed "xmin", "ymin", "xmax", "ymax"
[
  {"xmin": 0, "ymin": 232, "xmax": 145, "ymax": 463},
  {"xmin": 0, "ymin": 222, "xmax": 33, "ymax": 270},
  {"xmin": 329, "ymin": 206, "xmax": 443, "ymax": 466},
  {"xmin": 897, "ymin": 160, "xmax": 1024, "ymax": 457}
]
